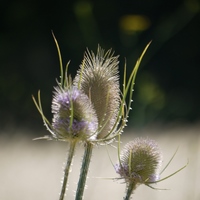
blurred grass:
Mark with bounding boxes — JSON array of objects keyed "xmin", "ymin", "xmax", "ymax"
[{"xmin": 1, "ymin": 123, "xmax": 200, "ymax": 200}]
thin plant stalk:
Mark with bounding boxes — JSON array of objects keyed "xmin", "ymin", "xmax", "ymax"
[
  {"xmin": 75, "ymin": 142, "xmax": 93, "ymax": 200},
  {"xmin": 59, "ymin": 140, "xmax": 77, "ymax": 200},
  {"xmin": 124, "ymin": 182, "xmax": 137, "ymax": 200}
]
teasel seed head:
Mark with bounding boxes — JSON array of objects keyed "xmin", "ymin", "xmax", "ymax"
[
  {"xmin": 51, "ymin": 86, "xmax": 98, "ymax": 142},
  {"xmin": 73, "ymin": 46, "xmax": 121, "ymax": 141},
  {"xmin": 115, "ymin": 138, "xmax": 162, "ymax": 188}
]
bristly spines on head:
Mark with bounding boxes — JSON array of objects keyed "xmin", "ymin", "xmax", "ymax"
[{"xmin": 73, "ymin": 46, "xmax": 120, "ymax": 140}]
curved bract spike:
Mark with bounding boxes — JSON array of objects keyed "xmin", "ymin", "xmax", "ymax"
[
  {"xmin": 32, "ymin": 91, "xmax": 56, "ymax": 138},
  {"xmin": 146, "ymin": 155, "xmax": 188, "ymax": 185},
  {"xmin": 122, "ymin": 41, "xmax": 151, "ymax": 119},
  {"xmin": 52, "ymin": 32, "xmax": 64, "ymax": 88}
]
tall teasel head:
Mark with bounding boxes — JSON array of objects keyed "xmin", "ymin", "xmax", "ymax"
[
  {"xmin": 73, "ymin": 47, "xmax": 120, "ymax": 141},
  {"xmin": 73, "ymin": 44, "xmax": 151, "ymax": 144}
]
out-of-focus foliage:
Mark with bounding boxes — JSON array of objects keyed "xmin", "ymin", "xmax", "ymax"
[{"xmin": 0, "ymin": 0, "xmax": 200, "ymax": 131}]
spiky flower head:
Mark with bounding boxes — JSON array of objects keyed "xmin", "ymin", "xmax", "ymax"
[
  {"xmin": 73, "ymin": 46, "xmax": 121, "ymax": 141},
  {"xmin": 33, "ymin": 41, "xmax": 150, "ymax": 144},
  {"xmin": 115, "ymin": 138, "xmax": 162, "ymax": 188},
  {"xmin": 72, "ymin": 43, "xmax": 151, "ymax": 144},
  {"xmin": 51, "ymin": 86, "xmax": 98, "ymax": 142}
]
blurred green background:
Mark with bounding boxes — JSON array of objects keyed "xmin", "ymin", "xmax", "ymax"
[{"xmin": 1, "ymin": 0, "xmax": 200, "ymax": 133}]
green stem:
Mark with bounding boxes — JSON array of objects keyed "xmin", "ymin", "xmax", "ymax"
[
  {"xmin": 124, "ymin": 182, "xmax": 136, "ymax": 200},
  {"xmin": 59, "ymin": 140, "xmax": 76, "ymax": 200},
  {"xmin": 75, "ymin": 142, "xmax": 93, "ymax": 200}
]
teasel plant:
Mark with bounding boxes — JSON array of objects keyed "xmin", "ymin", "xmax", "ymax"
[
  {"xmin": 114, "ymin": 137, "xmax": 188, "ymax": 200},
  {"xmin": 32, "ymin": 33, "xmax": 151, "ymax": 200},
  {"xmin": 74, "ymin": 42, "xmax": 152, "ymax": 200},
  {"xmin": 32, "ymin": 35, "xmax": 99, "ymax": 200},
  {"xmin": 72, "ymin": 43, "xmax": 151, "ymax": 200}
]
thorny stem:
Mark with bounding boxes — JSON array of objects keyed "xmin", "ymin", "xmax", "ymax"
[
  {"xmin": 59, "ymin": 140, "xmax": 76, "ymax": 200},
  {"xmin": 75, "ymin": 142, "xmax": 93, "ymax": 200},
  {"xmin": 124, "ymin": 182, "xmax": 137, "ymax": 200}
]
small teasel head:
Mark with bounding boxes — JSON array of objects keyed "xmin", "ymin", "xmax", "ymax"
[
  {"xmin": 115, "ymin": 138, "xmax": 162, "ymax": 189},
  {"xmin": 115, "ymin": 137, "xmax": 187, "ymax": 196}
]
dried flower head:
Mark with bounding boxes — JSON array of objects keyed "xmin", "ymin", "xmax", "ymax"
[
  {"xmin": 115, "ymin": 138, "xmax": 162, "ymax": 187},
  {"xmin": 73, "ymin": 46, "xmax": 120, "ymax": 140}
]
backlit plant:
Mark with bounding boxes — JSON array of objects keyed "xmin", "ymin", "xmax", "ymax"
[{"xmin": 32, "ymin": 35, "xmax": 186, "ymax": 200}]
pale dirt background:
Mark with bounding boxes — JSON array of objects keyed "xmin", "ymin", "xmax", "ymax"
[{"xmin": 1, "ymin": 123, "xmax": 200, "ymax": 200}]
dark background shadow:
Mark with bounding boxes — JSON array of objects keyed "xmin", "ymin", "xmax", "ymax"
[{"xmin": 1, "ymin": 0, "xmax": 200, "ymax": 135}]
